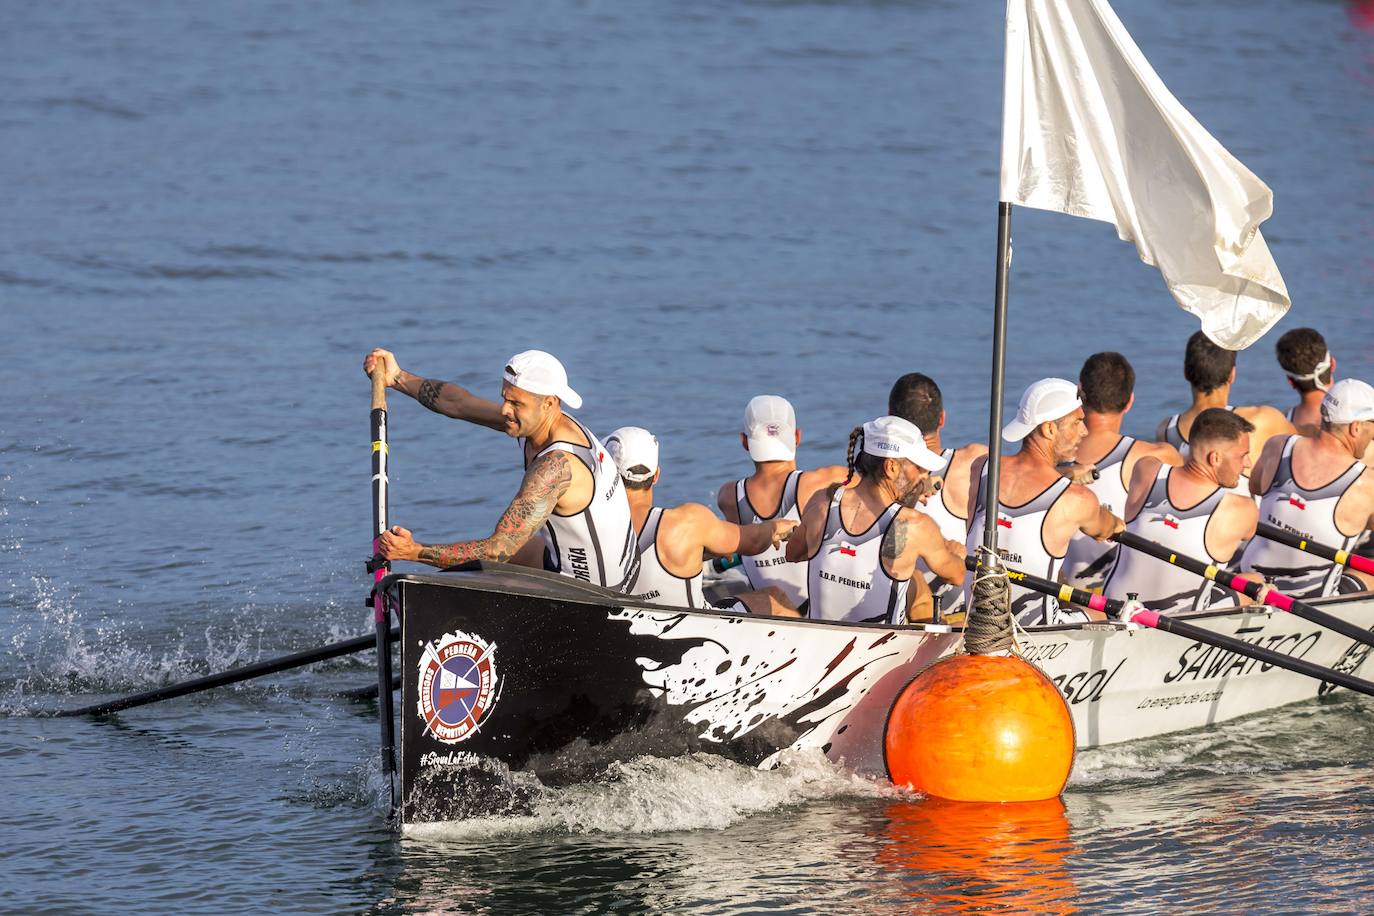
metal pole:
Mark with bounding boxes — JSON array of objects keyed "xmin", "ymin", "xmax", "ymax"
[
  {"xmin": 369, "ymin": 369, "xmax": 396, "ymax": 811},
  {"xmin": 981, "ymin": 202, "xmax": 1013, "ymax": 553}
]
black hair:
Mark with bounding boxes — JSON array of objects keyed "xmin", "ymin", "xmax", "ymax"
[
  {"xmin": 887, "ymin": 373, "xmax": 942, "ymax": 433},
  {"xmin": 844, "ymin": 426, "xmax": 887, "ymax": 484},
  {"xmin": 1079, "ymin": 352, "xmax": 1135, "ymax": 414},
  {"xmin": 1275, "ymin": 327, "xmax": 1331, "ymax": 393},
  {"xmin": 1183, "ymin": 331, "xmax": 1237, "ymax": 394}
]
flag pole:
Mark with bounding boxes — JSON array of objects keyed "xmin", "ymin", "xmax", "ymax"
[{"xmin": 981, "ymin": 201, "xmax": 1012, "ymax": 553}]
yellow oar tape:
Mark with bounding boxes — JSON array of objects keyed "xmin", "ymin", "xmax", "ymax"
[{"xmin": 372, "ymin": 441, "xmax": 388, "ymax": 454}]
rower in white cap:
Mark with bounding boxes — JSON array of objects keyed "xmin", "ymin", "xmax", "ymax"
[
  {"xmin": 1241, "ymin": 379, "xmax": 1374, "ymax": 596},
  {"xmin": 963, "ymin": 378, "xmax": 1125, "ymax": 624},
  {"xmin": 605, "ymin": 426, "xmax": 799, "ymax": 615},
  {"xmin": 364, "ymin": 347, "xmax": 638, "ymax": 592},
  {"xmin": 788, "ymin": 416, "xmax": 966, "ymax": 625},
  {"xmin": 716, "ymin": 395, "xmax": 849, "ymax": 614}
]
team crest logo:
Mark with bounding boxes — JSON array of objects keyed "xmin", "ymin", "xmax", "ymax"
[
  {"xmin": 1286, "ymin": 493, "xmax": 1307, "ymax": 510},
  {"xmin": 1159, "ymin": 513, "xmax": 1180, "ymax": 530},
  {"xmin": 417, "ymin": 630, "xmax": 500, "ymax": 744}
]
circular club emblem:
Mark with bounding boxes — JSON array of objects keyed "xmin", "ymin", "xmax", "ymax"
[{"xmin": 416, "ymin": 630, "xmax": 500, "ymax": 744}]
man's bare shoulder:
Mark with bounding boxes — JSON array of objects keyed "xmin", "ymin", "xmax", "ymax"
[
  {"xmin": 1138, "ymin": 439, "xmax": 1184, "ymax": 466},
  {"xmin": 802, "ymin": 464, "xmax": 850, "ymax": 487},
  {"xmin": 950, "ymin": 442, "xmax": 988, "ymax": 468},
  {"xmin": 665, "ymin": 501, "xmax": 717, "ymax": 528},
  {"xmin": 1237, "ymin": 403, "xmax": 1293, "ymax": 428}
]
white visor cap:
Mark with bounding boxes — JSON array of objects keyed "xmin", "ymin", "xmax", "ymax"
[
  {"xmin": 604, "ymin": 426, "xmax": 659, "ymax": 483},
  {"xmin": 744, "ymin": 395, "xmax": 797, "ymax": 462},
  {"xmin": 503, "ymin": 350, "xmax": 582, "ymax": 410},
  {"xmin": 1002, "ymin": 378, "xmax": 1083, "ymax": 442},
  {"xmin": 1321, "ymin": 378, "xmax": 1374, "ymax": 424},
  {"xmin": 862, "ymin": 415, "xmax": 944, "ymax": 471}
]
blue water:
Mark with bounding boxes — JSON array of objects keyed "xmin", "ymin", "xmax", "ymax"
[{"xmin": 3, "ymin": 1, "xmax": 1373, "ymax": 912}]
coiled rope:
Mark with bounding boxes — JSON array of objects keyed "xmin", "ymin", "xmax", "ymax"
[{"xmin": 964, "ymin": 546, "xmax": 1016, "ymax": 656}]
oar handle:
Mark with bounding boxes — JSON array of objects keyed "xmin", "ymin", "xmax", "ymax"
[
  {"xmin": 1257, "ymin": 522, "xmax": 1374, "ymax": 576},
  {"xmin": 962, "ymin": 554, "xmax": 1124, "ymax": 616},
  {"xmin": 1114, "ymin": 530, "xmax": 1374, "ymax": 649},
  {"xmin": 371, "ymin": 362, "xmax": 388, "ymax": 411}
]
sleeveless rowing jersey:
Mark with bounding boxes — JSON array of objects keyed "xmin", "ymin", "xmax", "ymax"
[
  {"xmin": 916, "ymin": 448, "xmax": 968, "ymax": 613},
  {"xmin": 806, "ymin": 489, "xmax": 909, "ymax": 624},
  {"xmin": 1104, "ymin": 466, "xmax": 1229, "ymax": 613},
  {"xmin": 1062, "ymin": 436, "xmax": 1136, "ymax": 589},
  {"xmin": 1241, "ymin": 436, "xmax": 1367, "ymax": 598},
  {"xmin": 527, "ymin": 418, "xmax": 638, "ymax": 592},
  {"xmin": 628, "ymin": 507, "xmax": 707, "ymax": 608},
  {"xmin": 965, "ymin": 468, "xmax": 1083, "ymax": 625},
  {"xmin": 735, "ymin": 470, "xmax": 808, "ymax": 608}
]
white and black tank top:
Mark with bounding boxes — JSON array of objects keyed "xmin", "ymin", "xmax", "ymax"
[
  {"xmin": 527, "ymin": 418, "xmax": 638, "ymax": 592},
  {"xmin": 915, "ymin": 448, "xmax": 969, "ymax": 615},
  {"xmin": 736, "ymin": 470, "xmax": 808, "ymax": 608},
  {"xmin": 965, "ymin": 468, "xmax": 1081, "ymax": 626},
  {"xmin": 1104, "ymin": 466, "xmax": 1229, "ymax": 613},
  {"xmin": 806, "ymin": 489, "xmax": 909, "ymax": 625},
  {"xmin": 627, "ymin": 507, "xmax": 707, "ymax": 608},
  {"xmin": 1063, "ymin": 436, "xmax": 1136, "ymax": 589},
  {"xmin": 1241, "ymin": 436, "xmax": 1367, "ymax": 598}
]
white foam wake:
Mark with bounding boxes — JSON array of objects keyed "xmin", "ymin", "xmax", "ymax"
[{"xmin": 404, "ymin": 750, "xmax": 902, "ymax": 840}]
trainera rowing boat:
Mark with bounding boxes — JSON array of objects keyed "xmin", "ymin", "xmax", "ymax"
[{"xmin": 389, "ymin": 563, "xmax": 1374, "ymax": 825}]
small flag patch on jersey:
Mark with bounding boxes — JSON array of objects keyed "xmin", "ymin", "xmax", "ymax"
[
  {"xmin": 1162, "ymin": 514, "xmax": 1180, "ymax": 529},
  {"xmin": 839, "ymin": 545, "xmax": 857, "ymax": 557},
  {"xmin": 1287, "ymin": 494, "xmax": 1306, "ymax": 510},
  {"xmin": 997, "ymin": 515, "xmax": 1013, "ymax": 529}
]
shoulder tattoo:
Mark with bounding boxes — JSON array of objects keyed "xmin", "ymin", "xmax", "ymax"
[{"xmin": 883, "ymin": 514, "xmax": 909, "ymax": 564}]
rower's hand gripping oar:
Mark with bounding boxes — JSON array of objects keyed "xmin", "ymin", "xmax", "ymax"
[
  {"xmin": 1255, "ymin": 522, "xmax": 1374, "ymax": 578},
  {"xmin": 965, "ymin": 555, "xmax": 1374, "ymax": 699},
  {"xmin": 369, "ymin": 364, "xmax": 397, "ymax": 812},
  {"xmin": 1112, "ymin": 531, "xmax": 1374, "ymax": 650}
]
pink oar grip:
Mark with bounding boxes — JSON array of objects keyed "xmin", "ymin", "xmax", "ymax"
[
  {"xmin": 1086, "ymin": 593, "xmax": 1109, "ymax": 612},
  {"xmin": 1130, "ymin": 608, "xmax": 1161, "ymax": 628},
  {"xmin": 1350, "ymin": 554, "xmax": 1374, "ymax": 576},
  {"xmin": 1264, "ymin": 590, "xmax": 1295, "ymax": 612}
]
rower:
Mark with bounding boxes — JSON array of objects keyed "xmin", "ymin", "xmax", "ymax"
[
  {"xmin": 1240, "ymin": 379, "xmax": 1374, "ymax": 596},
  {"xmin": 1275, "ymin": 327, "xmax": 1334, "ymax": 435},
  {"xmin": 605, "ymin": 426, "xmax": 799, "ymax": 615},
  {"xmin": 1105, "ymin": 408, "xmax": 1264, "ymax": 613},
  {"xmin": 788, "ymin": 416, "xmax": 965, "ymax": 624},
  {"xmin": 367, "ymin": 348, "xmax": 638, "ymax": 591},
  {"xmin": 887, "ymin": 372, "xmax": 987, "ymax": 612},
  {"xmin": 716, "ymin": 395, "xmax": 849, "ymax": 614},
  {"xmin": 1062, "ymin": 353, "xmax": 1183, "ymax": 589},
  {"xmin": 964, "ymin": 378, "xmax": 1124, "ymax": 625},
  {"xmin": 1156, "ymin": 331, "xmax": 1295, "ymax": 467}
]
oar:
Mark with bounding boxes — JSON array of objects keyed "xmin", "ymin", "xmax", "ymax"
[
  {"xmin": 1256, "ymin": 522, "xmax": 1374, "ymax": 577},
  {"xmin": 368, "ymin": 364, "xmax": 397, "ymax": 810},
  {"xmin": 1113, "ymin": 531, "xmax": 1374, "ymax": 650},
  {"xmin": 989, "ymin": 559, "xmax": 1374, "ymax": 699},
  {"xmin": 42, "ymin": 629, "xmax": 399, "ymax": 718}
]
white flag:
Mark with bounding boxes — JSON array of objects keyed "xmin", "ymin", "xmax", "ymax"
[{"xmin": 1001, "ymin": 0, "xmax": 1289, "ymax": 350}]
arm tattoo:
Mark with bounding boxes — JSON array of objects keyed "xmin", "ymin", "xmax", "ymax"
[
  {"xmin": 416, "ymin": 451, "xmax": 574, "ymax": 567},
  {"xmin": 417, "ymin": 378, "xmax": 448, "ymax": 412},
  {"xmin": 882, "ymin": 516, "xmax": 908, "ymax": 565}
]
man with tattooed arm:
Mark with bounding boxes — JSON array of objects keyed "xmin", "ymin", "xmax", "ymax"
[{"xmin": 366, "ymin": 348, "xmax": 639, "ymax": 592}]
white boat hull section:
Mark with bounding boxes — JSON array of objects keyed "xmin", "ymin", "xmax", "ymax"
[{"xmin": 611, "ymin": 595, "xmax": 1374, "ymax": 778}]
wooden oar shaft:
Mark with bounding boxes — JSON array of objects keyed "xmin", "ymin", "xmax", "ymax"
[
  {"xmin": 1256, "ymin": 522, "xmax": 1374, "ymax": 576},
  {"xmin": 45, "ymin": 629, "xmax": 400, "ymax": 718},
  {"xmin": 1114, "ymin": 531, "xmax": 1374, "ymax": 649},
  {"xmin": 996, "ymin": 559, "xmax": 1374, "ymax": 699}
]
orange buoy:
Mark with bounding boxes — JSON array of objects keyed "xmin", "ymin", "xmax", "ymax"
[{"xmin": 884, "ymin": 654, "xmax": 1074, "ymax": 802}]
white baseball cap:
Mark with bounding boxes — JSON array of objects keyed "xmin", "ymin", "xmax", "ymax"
[
  {"xmin": 1321, "ymin": 379, "xmax": 1374, "ymax": 424},
  {"xmin": 503, "ymin": 350, "xmax": 582, "ymax": 410},
  {"xmin": 1002, "ymin": 378, "xmax": 1083, "ymax": 442},
  {"xmin": 744, "ymin": 395, "xmax": 797, "ymax": 462},
  {"xmin": 862, "ymin": 415, "xmax": 944, "ymax": 471},
  {"xmin": 604, "ymin": 426, "xmax": 660, "ymax": 483}
]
